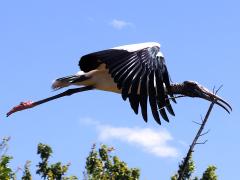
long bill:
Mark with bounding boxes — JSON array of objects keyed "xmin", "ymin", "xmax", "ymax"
[
  {"xmin": 195, "ymin": 86, "xmax": 232, "ymax": 114},
  {"xmin": 197, "ymin": 88, "xmax": 232, "ymax": 113}
]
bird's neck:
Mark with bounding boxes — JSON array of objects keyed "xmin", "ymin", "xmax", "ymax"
[{"xmin": 170, "ymin": 83, "xmax": 185, "ymax": 95}]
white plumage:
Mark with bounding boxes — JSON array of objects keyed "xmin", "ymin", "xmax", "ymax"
[{"xmin": 112, "ymin": 42, "xmax": 160, "ymax": 52}]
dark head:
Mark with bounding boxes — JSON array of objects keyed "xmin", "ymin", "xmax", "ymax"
[{"xmin": 181, "ymin": 81, "xmax": 232, "ymax": 113}]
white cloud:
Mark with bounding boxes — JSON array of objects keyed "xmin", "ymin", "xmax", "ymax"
[
  {"xmin": 110, "ymin": 19, "xmax": 133, "ymax": 30},
  {"xmin": 80, "ymin": 118, "xmax": 179, "ymax": 158},
  {"xmin": 98, "ymin": 126, "xmax": 178, "ymax": 158}
]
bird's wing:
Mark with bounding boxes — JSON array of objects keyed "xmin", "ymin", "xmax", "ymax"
[{"xmin": 79, "ymin": 43, "xmax": 175, "ymax": 124}]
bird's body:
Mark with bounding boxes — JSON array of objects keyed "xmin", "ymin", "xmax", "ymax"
[
  {"xmin": 53, "ymin": 64, "xmax": 121, "ymax": 93},
  {"xmin": 52, "ymin": 42, "xmax": 167, "ymax": 95},
  {"xmin": 52, "ymin": 42, "xmax": 164, "ymax": 95},
  {"xmin": 7, "ymin": 42, "xmax": 232, "ymax": 124},
  {"xmin": 84, "ymin": 65, "xmax": 121, "ymax": 93},
  {"xmin": 51, "ymin": 42, "xmax": 176, "ymax": 124}
]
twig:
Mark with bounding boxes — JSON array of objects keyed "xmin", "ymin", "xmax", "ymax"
[
  {"xmin": 199, "ymin": 130, "xmax": 210, "ymax": 137},
  {"xmin": 192, "ymin": 121, "xmax": 202, "ymax": 126},
  {"xmin": 177, "ymin": 97, "xmax": 217, "ymax": 180},
  {"xmin": 195, "ymin": 140, "xmax": 208, "ymax": 145}
]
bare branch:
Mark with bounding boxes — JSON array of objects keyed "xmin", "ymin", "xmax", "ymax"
[
  {"xmin": 177, "ymin": 87, "xmax": 220, "ymax": 180},
  {"xmin": 212, "ymin": 86, "xmax": 216, "ymax": 94},
  {"xmin": 195, "ymin": 140, "xmax": 208, "ymax": 145},
  {"xmin": 215, "ymin": 85, "xmax": 223, "ymax": 94}
]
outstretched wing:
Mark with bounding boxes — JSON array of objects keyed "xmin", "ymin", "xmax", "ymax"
[{"xmin": 79, "ymin": 42, "xmax": 175, "ymax": 124}]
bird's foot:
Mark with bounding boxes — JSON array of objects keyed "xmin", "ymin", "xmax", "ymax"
[{"xmin": 7, "ymin": 101, "xmax": 35, "ymax": 117}]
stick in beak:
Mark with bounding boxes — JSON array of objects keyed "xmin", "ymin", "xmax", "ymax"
[
  {"xmin": 180, "ymin": 81, "xmax": 232, "ymax": 114},
  {"xmin": 200, "ymin": 88, "xmax": 232, "ymax": 113}
]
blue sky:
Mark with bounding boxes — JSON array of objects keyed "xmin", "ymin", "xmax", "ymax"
[{"xmin": 0, "ymin": 0, "xmax": 239, "ymax": 179}]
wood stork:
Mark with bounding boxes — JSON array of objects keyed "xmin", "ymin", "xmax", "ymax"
[{"xmin": 7, "ymin": 42, "xmax": 232, "ymax": 124}]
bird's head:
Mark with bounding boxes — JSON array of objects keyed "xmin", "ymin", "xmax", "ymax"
[{"xmin": 181, "ymin": 81, "xmax": 232, "ymax": 113}]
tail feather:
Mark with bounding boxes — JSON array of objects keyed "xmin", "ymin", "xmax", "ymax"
[
  {"xmin": 52, "ymin": 71, "xmax": 89, "ymax": 90},
  {"xmin": 52, "ymin": 75, "xmax": 79, "ymax": 90}
]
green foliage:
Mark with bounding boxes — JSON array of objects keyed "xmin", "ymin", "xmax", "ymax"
[
  {"xmin": 171, "ymin": 154, "xmax": 218, "ymax": 180},
  {"xmin": 85, "ymin": 144, "xmax": 140, "ymax": 180},
  {"xmin": 0, "ymin": 155, "xmax": 15, "ymax": 180},
  {"xmin": 0, "ymin": 137, "xmax": 16, "ymax": 180},
  {"xmin": 0, "ymin": 139, "xmax": 78, "ymax": 180},
  {"xmin": 171, "ymin": 153, "xmax": 196, "ymax": 180},
  {"xmin": 178, "ymin": 154, "xmax": 195, "ymax": 179},
  {"xmin": 0, "ymin": 137, "xmax": 218, "ymax": 180},
  {"xmin": 201, "ymin": 166, "xmax": 217, "ymax": 180},
  {"xmin": 22, "ymin": 161, "xmax": 32, "ymax": 180},
  {"xmin": 36, "ymin": 143, "xmax": 75, "ymax": 180}
]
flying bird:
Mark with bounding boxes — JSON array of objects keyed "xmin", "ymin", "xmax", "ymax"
[{"xmin": 7, "ymin": 42, "xmax": 232, "ymax": 124}]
